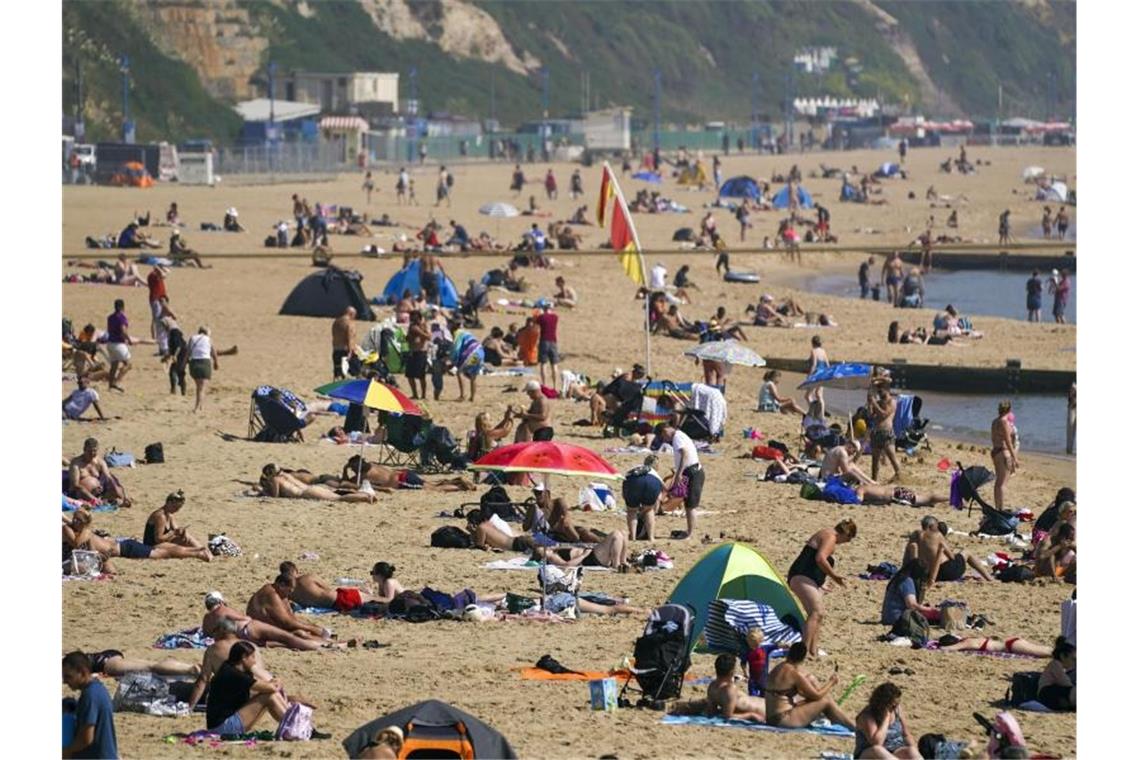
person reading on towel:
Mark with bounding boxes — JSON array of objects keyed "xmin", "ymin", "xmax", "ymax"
[
  {"xmin": 246, "ymin": 573, "xmax": 331, "ymax": 640},
  {"xmin": 144, "ymin": 490, "xmax": 205, "ymax": 550},
  {"xmin": 278, "ymin": 561, "xmax": 378, "ymax": 613}
]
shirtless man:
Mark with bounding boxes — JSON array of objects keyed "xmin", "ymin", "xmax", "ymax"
[
  {"xmin": 525, "ymin": 483, "xmax": 606, "ymax": 543},
  {"xmin": 513, "ymin": 381, "xmax": 553, "ymax": 442},
  {"xmin": 68, "ymin": 438, "xmax": 129, "ymax": 507},
  {"xmin": 904, "ymin": 517, "xmax": 993, "ymax": 584},
  {"xmin": 820, "ymin": 442, "xmax": 875, "ymax": 485},
  {"xmin": 868, "ymin": 388, "xmax": 902, "ymax": 482},
  {"xmin": 857, "ymin": 483, "xmax": 945, "ymax": 508},
  {"xmin": 881, "ymin": 251, "xmax": 905, "ymax": 307},
  {"xmin": 654, "ymin": 306, "xmax": 700, "ymax": 340},
  {"xmin": 706, "ymin": 654, "xmax": 767, "ymax": 722},
  {"xmin": 278, "ymin": 561, "xmax": 378, "ymax": 613},
  {"xmin": 405, "ymin": 311, "xmax": 431, "ymax": 399},
  {"xmin": 467, "ymin": 513, "xmax": 536, "ymax": 554},
  {"xmin": 258, "ymin": 464, "xmax": 376, "ymax": 503},
  {"xmin": 553, "ymin": 276, "xmax": 578, "ymax": 308},
  {"xmin": 186, "ymin": 617, "xmax": 273, "ymax": 712},
  {"xmin": 341, "ymin": 456, "xmax": 475, "ymax": 493},
  {"xmin": 202, "ymin": 592, "xmax": 344, "ymax": 651},
  {"xmin": 144, "ymin": 490, "xmax": 204, "ymax": 549},
  {"xmin": 246, "ymin": 574, "xmax": 329, "ymax": 640},
  {"xmin": 331, "ymin": 307, "xmax": 357, "ymax": 380}
]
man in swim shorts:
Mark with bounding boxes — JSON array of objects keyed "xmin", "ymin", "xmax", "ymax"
[
  {"xmin": 278, "ymin": 561, "xmax": 377, "ymax": 613},
  {"xmin": 67, "ymin": 437, "xmax": 129, "ymax": 506},
  {"xmin": 881, "ymin": 252, "xmax": 905, "ymax": 306},
  {"xmin": 467, "ymin": 513, "xmax": 536, "ymax": 553}
]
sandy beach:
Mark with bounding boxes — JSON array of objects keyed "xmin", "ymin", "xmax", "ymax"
[{"xmin": 62, "ymin": 145, "xmax": 1076, "ymax": 757}]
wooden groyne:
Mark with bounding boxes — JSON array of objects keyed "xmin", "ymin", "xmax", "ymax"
[{"xmin": 762, "ymin": 357, "xmax": 1074, "ymax": 395}]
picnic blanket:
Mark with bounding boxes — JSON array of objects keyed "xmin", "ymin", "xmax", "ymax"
[
  {"xmin": 661, "ymin": 714, "xmax": 855, "ymax": 738},
  {"xmin": 154, "ymin": 627, "xmax": 214, "ymax": 650}
]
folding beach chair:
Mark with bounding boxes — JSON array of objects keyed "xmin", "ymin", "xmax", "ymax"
[{"xmin": 248, "ymin": 386, "xmax": 307, "ymax": 443}]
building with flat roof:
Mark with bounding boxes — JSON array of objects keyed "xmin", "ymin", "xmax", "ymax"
[{"xmin": 285, "ymin": 71, "xmax": 399, "ymax": 114}]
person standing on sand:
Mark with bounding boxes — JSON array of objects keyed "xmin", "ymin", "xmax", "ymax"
[
  {"xmin": 650, "ymin": 422, "xmax": 703, "ymax": 541},
  {"xmin": 881, "ymin": 252, "xmax": 904, "ymax": 307},
  {"xmin": 1026, "ymin": 270, "xmax": 1044, "ymax": 322},
  {"xmin": 804, "ymin": 335, "xmax": 829, "ymax": 416},
  {"xmin": 405, "ymin": 311, "xmax": 431, "ymax": 400},
  {"xmin": 185, "ymin": 327, "xmax": 219, "ymax": 414},
  {"xmin": 868, "ymin": 385, "xmax": 901, "ymax": 482},
  {"xmin": 1056, "ymin": 206, "xmax": 1070, "ymax": 240},
  {"xmin": 62, "ymin": 652, "xmax": 119, "ymax": 760},
  {"xmin": 858, "ymin": 256, "xmax": 874, "ymax": 299},
  {"xmin": 990, "ymin": 400, "xmax": 1019, "ymax": 509},
  {"xmin": 105, "ymin": 299, "xmax": 134, "ymax": 392},
  {"xmin": 535, "ymin": 302, "xmax": 560, "ymax": 389},
  {"xmin": 787, "ymin": 519, "xmax": 857, "ymax": 659},
  {"xmin": 362, "ymin": 171, "xmax": 375, "ymax": 204},
  {"xmin": 1050, "ymin": 269, "xmax": 1071, "ymax": 324},
  {"xmin": 331, "ymin": 307, "xmax": 357, "ymax": 380},
  {"xmin": 1042, "ymin": 206, "xmax": 1054, "ymax": 240},
  {"xmin": 998, "ymin": 209, "xmax": 1012, "ymax": 245}
]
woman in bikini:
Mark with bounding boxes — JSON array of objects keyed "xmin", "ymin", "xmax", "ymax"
[
  {"xmin": 787, "ymin": 519, "xmax": 857, "ymax": 658},
  {"xmin": 531, "ymin": 529, "xmax": 631, "ymax": 571},
  {"xmin": 934, "ymin": 634, "xmax": 1053, "ymax": 658},
  {"xmin": 854, "ymin": 682, "xmax": 919, "ymax": 758},
  {"xmin": 764, "ymin": 642, "xmax": 855, "ymax": 730},
  {"xmin": 257, "ymin": 464, "xmax": 375, "ymax": 503},
  {"xmin": 990, "ymin": 401, "xmax": 1019, "ymax": 509},
  {"xmin": 64, "ymin": 509, "xmax": 212, "ymax": 568},
  {"xmin": 83, "ymin": 649, "xmax": 199, "ymax": 679}
]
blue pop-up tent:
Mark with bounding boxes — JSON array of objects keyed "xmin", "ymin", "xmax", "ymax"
[
  {"xmin": 771, "ymin": 184, "xmax": 814, "ymax": 209},
  {"xmin": 718, "ymin": 176, "xmax": 762, "ymax": 200},
  {"xmin": 378, "ymin": 259, "xmax": 459, "ymax": 308}
]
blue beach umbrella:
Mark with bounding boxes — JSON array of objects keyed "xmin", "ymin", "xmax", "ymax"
[{"xmin": 797, "ymin": 362, "xmax": 873, "ymax": 391}]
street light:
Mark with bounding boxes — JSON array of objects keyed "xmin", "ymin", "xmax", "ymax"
[{"xmin": 118, "ymin": 54, "xmax": 134, "ymax": 143}]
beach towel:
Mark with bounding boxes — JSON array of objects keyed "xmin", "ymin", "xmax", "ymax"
[
  {"xmin": 62, "ymin": 495, "xmax": 117, "ymax": 513},
  {"xmin": 523, "ymin": 667, "xmax": 699, "ymax": 682},
  {"xmin": 661, "ymin": 714, "xmax": 854, "ymax": 738},
  {"xmin": 291, "ymin": 604, "xmax": 338, "ymax": 616},
  {"xmin": 154, "ymin": 627, "xmax": 214, "ymax": 650},
  {"xmin": 113, "ymin": 672, "xmax": 191, "ymax": 717},
  {"xmin": 482, "ymin": 556, "xmax": 611, "ymax": 572},
  {"xmin": 482, "ymin": 367, "xmax": 535, "ymax": 377},
  {"xmin": 164, "ymin": 730, "xmax": 278, "ymax": 747}
]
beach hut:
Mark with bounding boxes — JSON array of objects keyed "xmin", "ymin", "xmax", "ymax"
[
  {"xmin": 770, "ymin": 183, "xmax": 814, "ymax": 209},
  {"xmin": 319, "ymin": 115, "xmax": 370, "ymax": 163},
  {"xmin": 666, "ymin": 542, "xmax": 804, "ymax": 648},
  {"xmin": 379, "ymin": 259, "xmax": 460, "ymax": 308},
  {"xmin": 343, "ymin": 699, "xmax": 516, "ymax": 759},
  {"xmin": 718, "ymin": 176, "xmax": 763, "ymax": 200},
  {"xmin": 280, "ymin": 268, "xmax": 376, "ymax": 320}
]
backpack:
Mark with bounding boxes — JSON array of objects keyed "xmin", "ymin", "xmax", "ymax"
[
  {"xmin": 479, "ymin": 486, "xmax": 523, "ymax": 522},
  {"xmin": 144, "ymin": 443, "xmax": 164, "ymax": 464},
  {"xmin": 996, "ymin": 564, "xmax": 1035, "ymax": 583},
  {"xmin": 275, "ymin": 702, "xmax": 314, "ymax": 741},
  {"xmin": 890, "ymin": 609, "xmax": 930, "ymax": 644},
  {"xmin": 1006, "ymin": 671, "xmax": 1041, "ymax": 706},
  {"xmin": 431, "ymin": 525, "xmax": 472, "ymax": 549}
]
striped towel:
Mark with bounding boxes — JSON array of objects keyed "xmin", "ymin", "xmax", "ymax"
[{"xmin": 705, "ymin": 599, "xmax": 803, "ymax": 654}]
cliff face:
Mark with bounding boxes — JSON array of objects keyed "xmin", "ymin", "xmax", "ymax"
[{"xmin": 129, "ymin": 1, "xmax": 268, "ymax": 101}]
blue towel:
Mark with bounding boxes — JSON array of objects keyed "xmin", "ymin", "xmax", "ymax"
[
  {"xmin": 153, "ymin": 627, "xmax": 213, "ymax": 650},
  {"xmin": 62, "ymin": 495, "xmax": 117, "ymax": 513},
  {"xmin": 661, "ymin": 714, "xmax": 855, "ymax": 737}
]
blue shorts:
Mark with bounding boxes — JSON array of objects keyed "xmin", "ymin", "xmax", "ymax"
[
  {"xmin": 118, "ymin": 539, "xmax": 153, "ymax": 559},
  {"xmin": 622, "ymin": 473, "xmax": 663, "ymax": 509},
  {"xmin": 209, "ymin": 712, "xmax": 245, "ymax": 736},
  {"xmin": 539, "ymin": 340, "xmax": 560, "ymax": 364}
]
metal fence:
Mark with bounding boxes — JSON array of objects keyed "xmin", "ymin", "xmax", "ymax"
[{"xmin": 214, "ymin": 142, "xmax": 348, "ymax": 176}]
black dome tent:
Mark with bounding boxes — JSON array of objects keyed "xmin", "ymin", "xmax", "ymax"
[{"xmin": 279, "ymin": 267, "xmax": 375, "ymax": 321}]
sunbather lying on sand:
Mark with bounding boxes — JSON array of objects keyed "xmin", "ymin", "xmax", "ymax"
[
  {"xmin": 257, "ymin": 464, "xmax": 376, "ymax": 503},
  {"xmin": 202, "ymin": 592, "xmax": 350, "ymax": 651},
  {"xmin": 931, "ymin": 634, "xmax": 1053, "ymax": 657},
  {"xmin": 278, "ymin": 561, "xmax": 378, "ymax": 613},
  {"xmin": 342, "ymin": 456, "xmax": 476, "ymax": 492},
  {"xmin": 467, "ymin": 513, "xmax": 537, "ymax": 553},
  {"xmin": 81, "ymin": 649, "xmax": 199, "ymax": 678},
  {"xmin": 531, "ymin": 529, "xmax": 632, "ymax": 571},
  {"xmin": 367, "ymin": 561, "xmax": 507, "ymax": 606},
  {"xmin": 856, "ymin": 483, "xmax": 945, "ymax": 508},
  {"xmin": 63, "ymin": 509, "xmax": 211, "ymax": 571}
]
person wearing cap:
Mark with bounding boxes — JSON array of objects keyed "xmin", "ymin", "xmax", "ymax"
[
  {"xmin": 202, "ymin": 592, "xmax": 346, "ymax": 652},
  {"xmin": 143, "ymin": 490, "xmax": 203, "ymax": 549},
  {"xmin": 650, "ymin": 422, "xmax": 703, "ymax": 540},
  {"xmin": 513, "ymin": 380, "xmax": 553, "ymax": 442},
  {"xmin": 223, "ymin": 207, "xmax": 245, "ymax": 232},
  {"xmin": 535, "ymin": 302, "xmax": 560, "ymax": 388}
]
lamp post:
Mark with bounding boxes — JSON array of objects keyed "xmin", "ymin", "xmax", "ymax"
[
  {"xmin": 653, "ymin": 68, "xmax": 661, "ymax": 156},
  {"xmin": 119, "ymin": 54, "xmax": 134, "ymax": 143}
]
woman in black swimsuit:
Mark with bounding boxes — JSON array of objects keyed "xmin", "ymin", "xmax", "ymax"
[{"xmin": 788, "ymin": 519, "xmax": 857, "ymax": 658}]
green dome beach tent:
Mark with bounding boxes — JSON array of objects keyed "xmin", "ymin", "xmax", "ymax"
[{"xmin": 666, "ymin": 542, "xmax": 804, "ymax": 649}]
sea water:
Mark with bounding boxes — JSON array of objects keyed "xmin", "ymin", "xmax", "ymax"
[{"xmin": 787, "ymin": 269, "xmax": 1077, "ymax": 324}]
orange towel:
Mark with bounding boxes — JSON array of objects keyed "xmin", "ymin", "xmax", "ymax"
[{"xmin": 520, "ymin": 668, "xmax": 697, "ymax": 682}]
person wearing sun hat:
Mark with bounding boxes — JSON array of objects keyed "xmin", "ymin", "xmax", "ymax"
[
  {"xmin": 223, "ymin": 207, "xmax": 245, "ymax": 232},
  {"xmin": 143, "ymin": 489, "xmax": 204, "ymax": 549}
]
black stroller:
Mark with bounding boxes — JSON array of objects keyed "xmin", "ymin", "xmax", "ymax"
[
  {"xmin": 619, "ymin": 603, "xmax": 696, "ymax": 709},
  {"xmin": 955, "ymin": 462, "xmax": 1020, "ymax": 536},
  {"xmin": 893, "ymin": 395, "xmax": 931, "ymax": 452}
]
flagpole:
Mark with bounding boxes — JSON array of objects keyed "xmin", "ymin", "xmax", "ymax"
[{"xmin": 602, "ymin": 162, "xmax": 652, "ymax": 377}]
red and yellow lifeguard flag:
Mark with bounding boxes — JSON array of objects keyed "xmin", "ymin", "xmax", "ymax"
[
  {"xmin": 597, "ymin": 167, "xmax": 613, "ymax": 226},
  {"xmin": 610, "ymin": 196, "xmax": 645, "ymax": 286}
]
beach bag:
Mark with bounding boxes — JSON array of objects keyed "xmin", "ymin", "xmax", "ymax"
[
  {"xmin": 891, "ymin": 609, "xmax": 929, "ymax": 644},
  {"xmin": 144, "ymin": 443, "xmax": 164, "ymax": 464},
  {"xmin": 539, "ymin": 565, "xmax": 582, "ymax": 595},
  {"xmin": 431, "ymin": 525, "xmax": 472, "ymax": 549},
  {"xmin": 208, "ymin": 534, "xmax": 242, "ymax": 558},
  {"xmin": 821, "ymin": 475, "xmax": 859, "ymax": 505},
  {"xmin": 479, "ymin": 486, "xmax": 523, "ymax": 522},
  {"xmin": 104, "ymin": 449, "xmax": 135, "ymax": 468},
  {"xmin": 506, "ymin": 592, "xmax": 537, "ymax": 614},
  {"xmin": 975, "ymin": 711, "xmax": 1026, "ymax": 758},
  {"xmin": 799, "ymin": 482, "xmax": 822, "ymax": 501},
  {"xmin": 996, "ymin": 564, "xmax": 1035, "ymax": 584},
  {"xmin": 275, "ymin": 702, "xmax": 313, "ymax": 741},
  {"xmin": 112, "ymin": 672, "xmax": 171, "ymax": 713},
  {"xmin": 1006, "ymin": 672, "xmax": 1041, "ymax": 707},
  {"xmin": 66, "ymin": 550, "xmax": 102, "ymax": 577}
]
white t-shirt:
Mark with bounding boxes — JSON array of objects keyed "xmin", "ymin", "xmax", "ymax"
[
  {"xmin": 188, "ymin": 334, "xmax": 212, "ymax": 360},
  {"xmin": 670, "ymin": 429, "xmax": 700, "ymax": 472},
  {"xmin": 64, "ymin": 388, "xmax": 99, "ymax": 419},
  {"xmin": 650, "ymin": 265, "xmax": 668, "ymax": 289}
]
